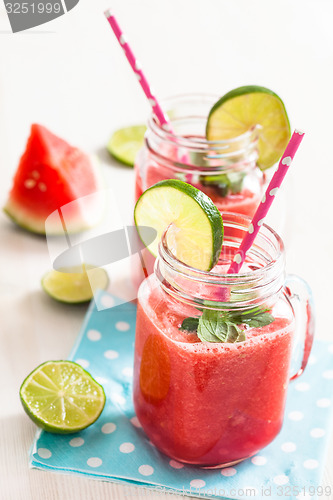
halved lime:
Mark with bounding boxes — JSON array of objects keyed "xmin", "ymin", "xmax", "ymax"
[
  {"xmin": 206, "ymin": 86, "xmax": 291, "ymax": 170},
  {"xmin": 107, "ymin": 125, "xmax": 146, "ymax": 167},
  {"xmin": 20, "ymin": 361, "xmax": 106, "ymax": 434},
  {"xmin": 134, "ymin": 179, "xmax": 223, "ymax": 271},
  {"xmin": 41, "ymin": 265, "xmax": 109, "ymax": 304}
]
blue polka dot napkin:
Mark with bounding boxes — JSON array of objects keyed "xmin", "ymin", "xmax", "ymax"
[{"xmin": 30, "ymin": 291, "xmax": 333, "ymax": 500}]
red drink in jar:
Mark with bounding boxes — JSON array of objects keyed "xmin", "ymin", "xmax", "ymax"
[{"xmin": 133, "ymin": 213, "xmax": 314, "ymax": 467}]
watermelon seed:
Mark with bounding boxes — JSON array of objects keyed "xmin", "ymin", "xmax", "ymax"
[
  {"xmin": 24, "ymin": 179, "xmax": 36, "ymax": 189},
  {"xmin": 31, "ymin": 170, "xmax": 40, "ymax": 180}
]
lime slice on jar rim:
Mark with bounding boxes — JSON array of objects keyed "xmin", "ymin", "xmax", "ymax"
[
  {"xmin": 206, "ymin": 85, "xmax": 291, "ymax": 170},
  {"xmin": 20, "ymin": 361, "xmax": 106, "ymax": 434},
  {"xmin": 41, "ymin": 265, "xmax": 109, "ymax": 304},
  {"xmin": 107, "ymin": 125, "xmax": 146, "ymax": 167},
  {"xmin": 134, "ymin": 179, "xmax": 223, "ymax": 272}
]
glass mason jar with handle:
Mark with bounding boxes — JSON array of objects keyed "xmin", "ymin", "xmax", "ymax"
[
  {"xmin": 133, "ymin": 213, "xmax": 314, "ymax": 468},
  {"xmin": 134, "ymin": 94, "xmax": 264, "ymax": 218}
]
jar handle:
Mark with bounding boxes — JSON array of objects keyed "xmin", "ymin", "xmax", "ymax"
[{"xmin": 284, "ymin": 274, "xmax": 315, "ymax": 381}]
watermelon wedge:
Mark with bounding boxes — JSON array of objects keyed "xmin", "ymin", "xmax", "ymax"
[{"xmin": 4, "ymin": 124, "xmax": 104, "ymax": 235}]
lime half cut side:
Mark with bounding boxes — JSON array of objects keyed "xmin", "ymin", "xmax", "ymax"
[
  {"xmin": 206, "ymin": 85, "xmax": 291, "ymax": 170},
  {"xmin": 134, "ymin": 179, "xmax": 223, "ymax": 272},
  {"xmin": 107, "ymin": 125, "xmax": 146, "ymax": 167},
  {"xmin": 41, "ymin": 265, "xmax": 109, "ymax": 304},
  {"xmin": 20, "ymin": 361, "xmax": 106, "ymax": 434}
]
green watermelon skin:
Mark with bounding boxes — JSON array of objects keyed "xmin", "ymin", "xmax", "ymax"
[{"xmin": 4, "ymin": 124, "xmax": 104, "ymax": 234}]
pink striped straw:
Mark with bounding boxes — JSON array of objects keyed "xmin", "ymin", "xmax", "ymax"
[
  {"xmin": 228, "ymin": 129, "xmax": 305, "ymax": 274},
  {"xmin": 104, "ymin": 9, "xmax": 171, "ymax": 130}
]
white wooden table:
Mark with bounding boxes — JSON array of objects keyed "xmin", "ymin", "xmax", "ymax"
[{"xmin": 1, "ymin": 1, "xmax": 333, "ymax": 498}]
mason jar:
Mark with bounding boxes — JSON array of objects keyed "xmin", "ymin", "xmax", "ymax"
[
  {"xmin": 133, "ymin": 213, "xmax": 314, "ymax": 468},
  {"xmin": 134, "ymin": 94, "xmax": 264, "ymax": 217}
]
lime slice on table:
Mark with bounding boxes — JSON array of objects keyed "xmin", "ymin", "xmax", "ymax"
[
  {"xmin": 206, "ymin": 86, "xmax": 291, "ymax": 170},
  {"xmin": 107, "ymin": 125, "xmax": 146, "ymax": 167},
  {"xmin": 20, "ymin": 361, "xmax": 106, "ymax": 434},
  {"xmin": 134, "ymin": 179, "xmax": 223, "ymax": 271},
  {"xmin": 41, "ymin": 265, "xmax": 109, "ymax": 304}
]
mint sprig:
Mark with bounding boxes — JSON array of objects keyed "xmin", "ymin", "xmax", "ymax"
[
  {"xmin": 179, "ymin": 317, "xmax": 200, "ymax": 332},
  {"xmin": 201, "ymin": 172, "xmax": 245, "ymax": 198},
  {"xmin": 179, "ymin": 306, "xmax": 274, "ymax": 343}
]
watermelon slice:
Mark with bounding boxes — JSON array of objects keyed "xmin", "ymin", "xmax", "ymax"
[{"xmin": 3, "ymin": 124, "xmax": 104, "ymax": 235}]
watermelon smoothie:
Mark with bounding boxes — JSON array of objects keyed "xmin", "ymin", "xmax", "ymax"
[
  {"xmin": 134, "ymin": 94, "xmax": 264, "ymax": 219},
  {"xmin": 132, "ymin": 95, "xmax": 264, "ymax": 287},
  {"xmin": 135, "ymin": 152, "xmax": 261, "ymax": 218},
  {"xmin": 133, "ymin": 214, "xmax": 314, "ymax": 467}
]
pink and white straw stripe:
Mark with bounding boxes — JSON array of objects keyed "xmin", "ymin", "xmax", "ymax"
[
  {"xmin": 228, "ymin": 129, "xmax": 305, "ymax": 274},
  {"xmin": 104, "ymin": 9, "xmax": 170, "ymax": 129}
]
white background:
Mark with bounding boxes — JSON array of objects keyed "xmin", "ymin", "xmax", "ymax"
[{"xmin": 0, "ymin": 1, "xmax": 333, "ymax": 499}]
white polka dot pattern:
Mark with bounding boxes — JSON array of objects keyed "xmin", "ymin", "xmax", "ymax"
[
  {"xmin": 310, "ymin": 428, "xmax": 325, "ymax": 438},
  {"xmin": 233, "ymin": 254, "xmax": 242, "ymax": 264},
  {"xmin": 138, "ymin": 465, "xmax": 154, "ymax": 476},
  {"xmin": 221, "ymin": 467, "xmax": 237, "ymax": 477},
  {"xmin": 87, "ymin": 329, "xmax": 101, "ymax": 341},
  {"xmin": 303, "ymin": 459, "xmax": 319, "ymax": 469},
  {"xmin": 75, "ymin": 359, "xmax": 90, "ymax": 368},
  {"xmin": 116, "ymin": 321, "xmax": 130, "ymax": 331},
  {"xmin": 190, "ymin": 479, "xmax": 206, "ymax": 488},
  {"xmin": 101, "ymin": 423, "xmax": 116, "ymax": 434},
  {"xmin": 104, "ymin": 350, "xmax": 119, "ymax": 360},
  {"xmin": 281, "ymin": 156, "xmax": 292, "ymax": 166},
  {"xmin": 38, "ymin": 448, "xmax": 52, "ymax": 459},
  {"xmin": 100, "ymin": 295, "xmax": 115, "ymax": 309},
  {"xmin": 69, "ymin": 438, "xmax": 84, "ymax": 448},
  {"xmin": 31, "ymin": 290, "xmax": 333, "ymax": 497},
  {"xmin": 251, "ymin": 456, "xmax": 267, "ymax": 466},
  {"xmin": 169, "ymin": 460, "xmax": 184, "ymax": 469},
  {"xmin": 281, "ymin": 442, "xmax": 297, "ymax": 453},
  {"xmin": 270, "ymin": 187, "xmax": 279, "ymax": 196},
  {"xmin": 87, "ymin": 457, "xmax": 102, "ymax": 468},
  {"xmin": 119, "ymin": 443, "xmax": 135, "ymax": 453},
  {"xmin": 316, "ymin": 398, "xmax": 331, "ymax": 408},
  {"xmin": 227, "ymin": 130, "xmax": 304, "ymax": 274},
  {"xmin": 130, "ymin": 416, "xmax": 141, "ymax": 428},
  {"xmin": 288, "ymin": 411, "xmax": 304, "ymax": 421},
  {"xmin": 104, "ymin": 9, "xmax": 187, "ymax": 156}
]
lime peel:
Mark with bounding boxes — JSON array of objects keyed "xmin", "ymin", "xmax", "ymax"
[
  {"xmin": 107, "ymin": 125, "xmax": 146, "ymax": 167},
  {"xmin": 20, "ymin": 361, "xmax": 106, "ymax": 434},
  {"xmin": 134, "ymin": 179, "xmax": 223, "ymax": 271},
  {"xmin": 206, "ymin": 85, "xmax": 291, "ymax": 170},
  {"xmin": 41, "ymin": 265, "xmax": 109, "ymax": 304}
]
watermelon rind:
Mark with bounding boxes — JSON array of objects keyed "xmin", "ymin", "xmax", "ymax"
[{"xmin": 4, "ymin": 155, "xmax": 105, "ymax": 236}]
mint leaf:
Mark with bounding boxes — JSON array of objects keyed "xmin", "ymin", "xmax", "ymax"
[
  {"xmin": 197, "ymin": 310, "xmax": 228, "ymax": 342},
  {"xmin": 227, "ymin": 172, "xmax": 246, "ymax": 194},
  {"xmin": 229, "ymin": 307, "xmax": 274, "ymax": 328},
  {"xmin": 241, "ymin": 313, "xmax": 274, "ymax": 328},
  {"xmin": 222, "ymin": 321, "xmax": 244, "ymax": 342},
  {"xmin": 200, "ymin": 172, "xmax": 245, "ymax": 198},
  {"xmin": 179, "ymin": 317, "xmax": 199, "ymax": 332},
  {"xmin": 179, "ymin": 305, "xmax": 274, "ymax": 343},
  {"xmin": 197, "ymin": 310, "xmax": 245, "ymax": 343}
]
